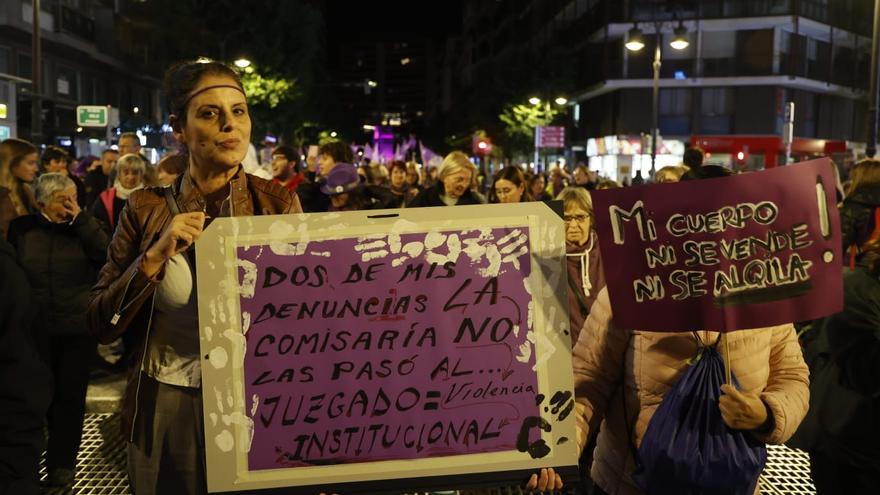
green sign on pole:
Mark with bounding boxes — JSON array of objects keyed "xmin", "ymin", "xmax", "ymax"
[{"xmin": 76, "ymin": 105, "xmax": 108, "ymax": 127}]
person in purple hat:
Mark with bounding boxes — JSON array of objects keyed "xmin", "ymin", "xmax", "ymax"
[{"xmin": 321, "ymin": 163, "xmax": 388, "ymax": 211}]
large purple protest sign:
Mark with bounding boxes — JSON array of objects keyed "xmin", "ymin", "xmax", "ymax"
[
  {"xmin": 591, "ymin": 158, "xmax": 843, "ymax": 332},
  {"xmin": 237, "ymin": 227, "xmax": 541, "ymax": 470}
]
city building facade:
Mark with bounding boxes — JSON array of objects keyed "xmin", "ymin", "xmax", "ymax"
[
  {"xmin": 449, "ymin": 0, "xmax": 871, "ymax": 180},
  {"xmin": 0, "ymin": 0, "xmax": 161, "ymax": 156}
]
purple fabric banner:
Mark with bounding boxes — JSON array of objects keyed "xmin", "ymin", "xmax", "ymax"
[
  {"xmin": 420, "ymin": 141, "xmax": 439, "ymax": 164},
  {"xmin": 591, "ymin": 159, "xmax": 843, "ymax": 332},
  {"xmin": 238, "ymin": 227, "xmax": 539, "ymax": 470}
]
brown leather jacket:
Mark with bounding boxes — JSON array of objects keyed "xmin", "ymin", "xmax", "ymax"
[{"xmin": 88, "ymin": 167, "xmax": 302, "ymax": 442}]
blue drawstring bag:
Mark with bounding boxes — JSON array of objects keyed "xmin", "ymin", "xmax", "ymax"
[{"xmin": 631, "ymin": 343, "xmax": 767, "ymax": 495}]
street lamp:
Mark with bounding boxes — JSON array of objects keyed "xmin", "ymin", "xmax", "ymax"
[
  {"xmin": 625, "ymin": 26, "xmax": 645, "ymax": 52},
  {"xmin": 233, "ymin": 58, "xmax": 252, "ymax": 69},
  {"xmin": 626, "ymin": 21, "xmax": 689, "ymax": 178},
  {"xmin": 670, "ymin": 24, "xmax": 690, "ymax": 50},
  {"xmin": 529, "ymin": 96, "xmax": 570, "ymax": 169}
]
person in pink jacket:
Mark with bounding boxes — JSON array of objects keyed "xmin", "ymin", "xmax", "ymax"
[{"xmin": 526, "ymin": 287, "xmax": 810, "ymax": 494}]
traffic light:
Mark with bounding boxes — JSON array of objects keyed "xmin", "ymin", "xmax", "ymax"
[{"xmin": 473, "ymin": 136, "xmax": 492, "ymax": 155}]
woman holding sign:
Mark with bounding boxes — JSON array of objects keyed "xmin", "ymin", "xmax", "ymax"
[
  {"xmin": 531, "ymin": 173, "xmax": 810, "ymax": 495},
  {"xmin": 527, "ymin": 289, "xmax": 810, "ymax": 495},
  {"xmin": 88, "ymin": 59, "xmax": 302, "ymax": 495}
]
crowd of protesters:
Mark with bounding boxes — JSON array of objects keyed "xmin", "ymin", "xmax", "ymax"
[{"xmin": 0, "ymin": 59, "xmax": 877, "ymax": 495}]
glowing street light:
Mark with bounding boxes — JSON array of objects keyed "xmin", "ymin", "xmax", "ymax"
[
  {"xmin": 670, "ymin": 25, "xmax": 690, "ymax": 50},
  {"xmin": 330, "ymin": 131, "xmax": 338, "ymax": 138},
  {"xmin": 555, "ymin": 97, "xmax": 568, "ymax": 105},
  {"xmin": 625, "ymin": 27, "xmax": 645, "ymax": 52},
  {"xmin": 233, "ymin": 58, "xmax": 252, "ymax": 69},
  {"xmin": 528, "ymin": 97, "xmax": 541, "ymax": 105}
]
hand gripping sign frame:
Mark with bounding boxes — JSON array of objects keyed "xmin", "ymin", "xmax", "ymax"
[{"xmin": 196, "ymin": 202, "xmax": 577, "ymax": 494}]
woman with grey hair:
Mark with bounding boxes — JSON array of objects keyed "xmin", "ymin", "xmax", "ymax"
[
  {"xmin": 90, "ymin": 153, "xmax": 146, "ymax": 233},
  {"xmin": 557, "ymin": 186, "xmax": 605, "ymax": 347},
  {"xmin": 7, "ymin": 173, "xmax": 109, "ymax": 488},
  {"xmin": 409, "ymin": 151, "xmax": 485, "ymax": 207}
]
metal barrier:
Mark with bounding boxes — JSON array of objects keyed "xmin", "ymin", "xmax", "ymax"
[{"xmin": 42, "ymin": 414, "xmax": 816, "ymax": 494}]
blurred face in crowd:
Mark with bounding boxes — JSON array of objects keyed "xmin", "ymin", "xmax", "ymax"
[
  {"xmin": 391, "ymin": 167, "xmax": 407, "ymax": 188},
  {"xmin": 12, "ymin": 152, "xmax": 39, "ymax": 183},
  {"xmin": 530, "ymin": 175, "xmax": 545, "ymax": 197},
  {"xmin": 494, "ymin": 178, "xmax": 524, "ymax": 203},
  {"xmin": 574, "ymin": 168, "xmax": 589, "ymax": 185},
  {"xmin": 157, "ymin": 169, "xmax": 179, "ymax": 187},
  {"xmin": 655, "ymin": 170, "xmax": 679, "ymax": 183},
  {"xmin": 443, "ymin": 168, "xmax": 472, "ymax": 199},
  {"xmin": 41, "ymin": 186, "xmax": 77, "ymax": 223},
  {"xmin": 173, "ymin": 74, "xmax": 251, "ymax": 172},
  {"xmin": 271, "ymin": 154, "xmax": 291, "ymax": 179},
  {"xmin": 406, "ymin": 168, "xmax": 419, "ymax": 186},
  {"xmin": 118, "ymin": 168, "xmax": 143, "ymax": 189},
  {"xmin": 318, "ymin": 153, "xmax": 336, "ymax": 177},
  {"xmin": 101, "ymin": 151, "xmax": 119, "ymax": 175},
  {"xmin": 330, "ymin": 193, "xmax": 349, "ymax": 209},
  {"xmin": 564, "ymin": 204, "xmax": 592, "ymax": 246},
  {"xmin": 118, "ymin": 136, "xmax": 141, "ymax": 156},
  {"xmin": 45, "ymin": 158, "xmax": 69, "ymax": 175}
]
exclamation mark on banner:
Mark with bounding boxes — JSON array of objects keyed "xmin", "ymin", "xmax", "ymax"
[{"xmin": 816, "ymin": 176, "xmax": 835, "ymax": 263}]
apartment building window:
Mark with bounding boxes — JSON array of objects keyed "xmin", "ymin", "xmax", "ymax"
[
  {"xmin": 701, "ymin": 0, "xmax": 792, "ymax": 17},
  {"xmin": 806, "ymin": 37, "xmax": 831, "ymax": 81},
  {"xmin": 56, "ymin": 66, "xmax": 78, "ymax": 100},
  {"xmin": 17, "ymin": 53, "xmax": 31, "ymax": 79},
  {"xmin": 81, "ymin": 74, "xmax": 95, "ymax": 103},
  {"xmin": 736, "ymin": 30, "xmax": 774, "ymax": 75},
  {"xmin": 700, "ymin": 88, "xmax": 733, "ymax": 134},
  {"xmin": 701, "ymin": 31, "xmax": 736, "ymax": 77},
  {"xmin": 0, "ymin": 47, "xmax": 10, "ymax": 75},
  {"xmin": 659, "ymin": 88, "xmax": 691, "ymax": 135},
  {"xmin": 792, "ymin": 89, "xmax": 818, "ymax": 137}
]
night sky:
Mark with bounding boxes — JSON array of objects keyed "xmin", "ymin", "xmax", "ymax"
[{"xmin": 323, "ymin": 0, "xmax": 464, "ymax": 44}]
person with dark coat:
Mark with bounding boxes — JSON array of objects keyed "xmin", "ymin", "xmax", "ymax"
[
  {"xmin": 557, "ymin": 187, "xmax": 605, "ymax": 346},
  {"xmin": 790, "ymin": 239, "xmax": 880, "ymax": 493},
  {"xmin": 83, "ymin": 149, "xmax": 118, "ymax": 207},
  {"xmin": 382, "ymin": 160, "xmax": 418, "ymax": 208},
  {"xmin": 573, "ymin": 163, "xmax": 596, "ymax": 190},
  {"xmin": 7, "ymin": 173, "xmax": 109, "ymax": 488},
  {"xmin": 840, "ymin": 159, "xmax": 880, "ymax": 264},
  {"xmin": 408, "ymin": 151, "xmax": 486, "ymax": 208},
  {"xmin": 0, "ymin": 236, "xmax": 52, "ymax": 495},
  {"xmin": 321, "ymin": 163, "xmax": 393, "ymax": 211},
  {"xmin": 296, "ymin": 140, "xmax": 353, "ymax": 213},
  {"xmin": 40, "ymin": 145, "xmax": 88, "ymax": 209}
]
